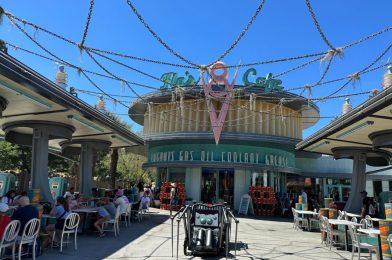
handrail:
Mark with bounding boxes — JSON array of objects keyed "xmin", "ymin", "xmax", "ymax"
[{"xmin": 171, "ymin": 206, "xmax": 186, "ymax": 257}]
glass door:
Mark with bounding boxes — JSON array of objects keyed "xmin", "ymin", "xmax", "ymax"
[
  {"xmin": 201, "ymin": 168, "xmax": 217, "ymax": 204},
  {"xmin": 201, "ymin": 168, "xmax": 234, "ymax": 206},
  {"xmin": 218, "ymin": 169, "xmax": 234, "ymax": 207}
]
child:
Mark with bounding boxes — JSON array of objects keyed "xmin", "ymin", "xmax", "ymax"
[
  {"xmin": 94, "ymin": 201, "xmax": 111, "ymax": 238},
  {"xmin": 0, "ymin": 203, "xmax": 11, "ymax": 238}
]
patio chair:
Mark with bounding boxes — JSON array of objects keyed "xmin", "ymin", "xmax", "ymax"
[
  {"xmin": 320, "ymin": 216, "xmax": 328, "ymax": 246},
  {"xmin": 103, "ymin": 206, "xmax": 120, "ymax": 236},
  {"xmin": 365, "ymin": 215, "xmax": 374, "ymax": 229},
  {"xmin": 348, "ymin": 224, "xmax": 379, "ymax": 260},
  {"xmin": 292, "ymin": 209, "xmax": 308, "ymax": 230},
  {"xmin": 126, "ymin": 204, "xmax": 132, "ymax": 225},
  {"xmin": 0, "ymin": 220, "xmax": 20, "ymax": 260},
  {"xmin": 309, "ymin": 209, "xmax": 320, "ymax": 231},
  {"xmin": 351, "ymin": 217, "xmax": 358, "ymax": 223},
  {"xmin": 52, "ymin": 213, "xmax": 80, "ymax": 253},
  {"xmin": 359, "ymin": 218, "xmax": 367, "ymax": 229},
  {"xmin": 291, "ymin": 208, "xmax": 296, "ymax": 229},
  {"xmin": 130, "ymin": 201, "xmax": 142, "ymax": 222},
  {"xmin": 120, "ymin": 204, "xmax": 130, "ymax": 227},
  {"xmin": 324, "ymin": 217, "xmax": 346, "ymax": 250},
  {"xmin": 139, "ymin": 200, "xmax": 150, "ymax": 220},
  {"xmin": 16, "ymin": 218, "xmax": 40, "ymax": 260},
  {"xmin": 388, "ymin": 234, "xmax": 392, "ymax": 254}
]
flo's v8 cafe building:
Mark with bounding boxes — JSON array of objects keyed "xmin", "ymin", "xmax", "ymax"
[{"xmin": 129, "ymin": 68, "xmax": 320, "ymax": 210}]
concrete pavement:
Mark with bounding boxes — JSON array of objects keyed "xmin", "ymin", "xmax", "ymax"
[{"xmin": 38, "ymin": 209, "xmax": 359, "ymax": 259}]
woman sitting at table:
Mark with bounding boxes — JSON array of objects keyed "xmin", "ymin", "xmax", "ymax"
[
  {"xmin": 94, "ymin": 200, "xmax": 111, "ymax": 238},
  {"xmin": 1, "ymin": 190, "xmax": 16, "ymax": 205},
  {"xmin": 46, "ymin": 197, "xmax": 71, "ymax": 246}
]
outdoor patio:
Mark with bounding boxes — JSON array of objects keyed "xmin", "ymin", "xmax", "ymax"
[{"xmin": 39, "ymin": 209, "xmax": 353, "ymax": 260}]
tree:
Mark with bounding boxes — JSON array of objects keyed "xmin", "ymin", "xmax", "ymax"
[
  {"xmin": 0, "ymin": 141, "xmax": 19, "ymax": 171},
  {"xmin": 104, "ymin": 111, "xmax": 134, "ymax": 189},
  {"xmin": 117, "ymin": 150, "xmax": 153, "ymax": 188}
]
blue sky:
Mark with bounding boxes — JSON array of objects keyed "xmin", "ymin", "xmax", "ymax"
[{"xmin": 0, "ymin": 0, "xmax": 391, "ymax": 138}]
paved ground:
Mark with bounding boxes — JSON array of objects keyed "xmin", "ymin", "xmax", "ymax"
[{"xmin": 38, "ymin": 209, "xmax": 360, "ymax": 260}]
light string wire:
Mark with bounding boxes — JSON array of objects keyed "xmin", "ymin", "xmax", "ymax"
[
  {"xmin": 125, "ymin": 0, "xmax": 266, "ymax": 67},
  {"xmin": 6, "ymin": 7, "xmax": 391, "ymax": 70},
  {"xmin": 5, "ymin": 36, "xmax": 390, "ymax": 110},
  {"xmin": 5, "ymin": 39, "xmax": 390, "ymax": 106},
  {"xmin": 305, "ymin": 0, "xmax": 335, "ymax": 50},
  {"xmin": 79, "ymin": 0, "xmax": 95, "ymax": 49},
  {"xmin": 5, "ymin": 17, "xmax": 130, "ymax": 108}
]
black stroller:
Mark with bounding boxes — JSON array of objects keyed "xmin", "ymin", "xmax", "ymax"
[{"xmin": 171, "ymin": 203, "xmax": 239, "ymax": 259}]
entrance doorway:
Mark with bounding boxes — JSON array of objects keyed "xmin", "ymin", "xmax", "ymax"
[{"xmin": 201, "ymin": 168, "xmax": 234, "ymax": 206}]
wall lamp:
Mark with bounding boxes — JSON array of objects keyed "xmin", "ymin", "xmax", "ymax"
[
  {"xmin": 67, "ymin": 115, "xmax": 104, "ymax": 133},
  {"xmin": 111, "ymin": 134, "xmax": 135, "ymax": 146},
  {"xmin": 0, "ymin": 79, "xmax": 52, "ymax": 109},
  {"xmin": 336, "ymin": 121, "xmax": 374, "ymax": 139},
  {"xmin": 309, "ymin": 141, "xmax": 330, "ymax": 151}
]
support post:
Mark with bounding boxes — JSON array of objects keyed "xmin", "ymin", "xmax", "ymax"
[
  {"xmin": 79, "ymin": 143, "xmax": 94, "ymax": 198},
  {"xmin": 344, "ymin": 153, "xmax": 367, "ymax": 213},
  {"xmin": 30, "ymin": 128, "xmax": 52, "ymax": 203}
]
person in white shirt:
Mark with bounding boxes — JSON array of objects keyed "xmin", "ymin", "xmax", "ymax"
[{"xmin": 114, "ymin": 190, "xmax": 128, "ymax": 214}]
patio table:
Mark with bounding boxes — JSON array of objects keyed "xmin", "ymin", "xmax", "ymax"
[
  {"xmin": 328, "ymin": 219, "xmax": 362, "ymax": 250},
  {"xmin": 357, "ymin": 228, "xmax": 382, "ymax": 260},
  {"xmin": 346, "ymin": 212, "xmax": 361, "ymax": 219},
  {"xmin": 72, "ymin": 208, "xmax": 98, "ymax": 233}
]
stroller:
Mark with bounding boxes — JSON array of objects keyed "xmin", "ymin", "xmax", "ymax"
[{"xmin": 171, "ymin": 203, "xmax": 239, "ymax": 259}]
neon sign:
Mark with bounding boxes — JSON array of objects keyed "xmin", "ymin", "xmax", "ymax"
[{"xmin": 160, "ymin": 68, "xmax": 284, "ymax": 92}]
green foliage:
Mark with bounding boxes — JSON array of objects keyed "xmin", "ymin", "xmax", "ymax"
[
  {"xmin": 0, "ymin": 141, "xmax": 19, "ymax": 171},
  {"xmin": 117, "ymin": 149, "xmax": 153, "ymax": 185}
]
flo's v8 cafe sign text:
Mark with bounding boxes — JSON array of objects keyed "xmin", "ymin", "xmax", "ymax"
[{"xmin": 160, "ymin": 68, "xmax": 283, "ymax": 92}]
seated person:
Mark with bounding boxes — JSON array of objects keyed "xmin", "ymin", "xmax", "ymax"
[
  {"xmin": 12, "ymin": 191, "xmax": 27, "ymax": 206},
  {"xmin": 114, "ymin": 190, "xmax": 129, "ymax": 215},
  {"xmin": 11, "ymin": 196, "xmax": 38, "ymax": 235},
  {"xmin": 46, "ymin": 197, "xmax": 71, "ymax": 246},
  {"xmin": 103, "ymin": 197, "xmax": 116, "ymax": 218},
  {"xmin": 66, "ymin": 195, "xmax": 78, "ymax": 210},
  {"xmin": 0, "ymin": 203, "xmax": 11, "ymax": 238},
  {"xmin": 141, "ymin": 191, "xmax": 151, "ymax": 209},
  {"xmin": 1, "ymin": 190, "xmax": 16, "ymax": 205},
  {"xmin": 94, "ymin": 201, "xmax": 111, "ymax": 238}
]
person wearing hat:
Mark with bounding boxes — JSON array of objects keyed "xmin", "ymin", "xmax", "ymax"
[
  {"xmin": 0, "ymin": 203, "xmax": 11, "ymax": 238},
  {"xmin": 360, "ymin": 190, "xmax": 371, "ymax": 218}
]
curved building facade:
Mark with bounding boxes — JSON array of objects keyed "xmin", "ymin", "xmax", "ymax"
[{"xmin": 129, "ymin": 70, "xmax": 320, "ymax": 210}]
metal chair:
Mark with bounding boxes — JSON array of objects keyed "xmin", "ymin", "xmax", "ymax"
[
  {"xmin": 365, "ymin": 215, "xmax": 374, "ymax": 229},
  {"xmin": 320, "ymin": 216, "xmax": 328, "ymax": 246},
  {"xmin": 52, "ymin": 213, "xmax": 80, "ymax": 253},
  {"xmin": 293, "ymin": 209, "xmax": 308, "ymax": 230},
  {"xmin": 103, "ymin": 206, "xmax": 120, "ymax": 236},
  {"xmin": 348, "ymin": 224, "xmax": 379, "ymax": 260},
  {"xmin": 0, "ymin": 220, "xmax": 20, "ymax": 260},
  {"xmin": 16, "ymin": 218, "xmax": 40, "ymax": 260},
  {"xmin": 120, "ymin": 204, "xmax": 130, "ymax": 227},
  {"xmin": 309, "ymin": 209, "xmax": 319, "ymax": 231},
  {"xmin": 324, "ymin": 217, "xmax": 346, "ymax": 251}
]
